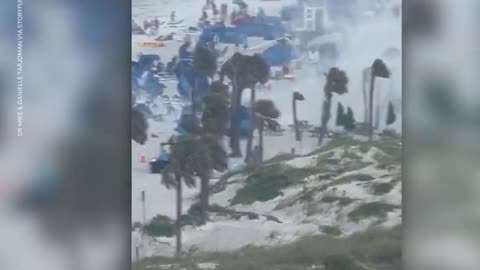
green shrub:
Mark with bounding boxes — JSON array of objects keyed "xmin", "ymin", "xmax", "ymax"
[
  {"xmin": 182, "ymin": 203, "xmax": 205, "ymax": 227},
  {"xmin": 264, "ymin": 215, "xmax": 282, "ymax": 223},
  {"xmin": 231, "ymin": 164, "xmax": 324, "ymax": 205},
  {"xmin": 371, "ymin": 182, "xmax": 394, "ymax": 195},
  {"xmin": 323, "ymin": 254, "xmax": 358, "ymax": 270},
  {"xmin": 323, "ymin": 158, "xmax": 341, "ymax": 165},
  {"xmin": 373, "ymin": 240, "xmax": 402, "ymax": 264},
  {"xmin": 215, "ymin": 260, "xmax": 267, "ymax": 270},
  {"xmin": 321, "ymin": 196, "xmax": 355, "ymax": 206},
  {"xmin": 208, "ymin": 204, "xmax": 260, "ymax": 220},
  {"xmin": 143, "ymin": 215, "xmax": 175, "ymax": 237},
  {"xmin": 265, "ymin": 153, "xmax": 298, "ymax": 164},
  {"xmin": 135, "ymin": 226, "xmax": 401, "ymax": 270},
  {"xmin": 373, "ymin": 138, "xmax": 402, "ymax": 164},
  {"xmin": 209, "ymin": 165, "xmax": 257, "ymax": 194},
  {"xmin": 348, "ymin": 226, "xmax": 401, "ymax": 266},
  {"xmin": 317, "ymin": 173, "xmax": 335, "ymax": 181},
  {"xmin": 320, "ymin": 225, "xmax": 343, "ymax": 236},
  {"xmin": 324, "ymin": 174, "xmax": 375, "ymax": 191},
  {"xmin": 358, "ymin": 143, "xmax": 370, "ymax": 153},
  {"xmin": 333, "ymin": 162, "xmax": 374, "ymax": 176},
  {"xmin": 348, "ymin": 202, "xmax": 399, "ymax": 222},
  {"xmin": 379, "ymin": 129, "xmax": 399, "ymax": 138},
  {"xmin": 341, "ymin": 149, "xmax": 362, "ymax": 160},
  {"xmin": 391, "ymin": 175, "xmax": 402, "ymax": 183}
]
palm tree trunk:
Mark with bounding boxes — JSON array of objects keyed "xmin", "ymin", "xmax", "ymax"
[
  {"xmin": 200, "ymin": 175, "xmax": 209, "ymax": 224},
  {"xmin": 362, "ymin": 68, "xmax": 369, "ymax": 123},
  {"xmin": 245, "ymin": 87, "xmax": 256, "ymax": 164},
  {"xmin": 229, "ymin": 70, "xmax": 242, "ymax": 157},
  {"xmin": 318, "ymin": 95, "xmax": 332, "ymax": 145},
  {"xmin": 175, "ymin": 175, "xmax": 182, "ymax": 256},
  {"xmin": 293, "ymin": 97, "xmax": 301, "ymax": 142},
  {"xmin": 368, "ymin": 72, "xmax": 376, "ymax": 141},
  {"xmin": 258, "ymin": 118, "xmax": 264, "ymax": 163}
]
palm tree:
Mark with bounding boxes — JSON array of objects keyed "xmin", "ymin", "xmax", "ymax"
[
  {"xmin": 161, "ymin": 135, "xmax": 197, "ymax": 256},
  {"xmin": 254, "ymin": 99, "xmax": 280, "ymax": 164},
  {"xmin": 245, "ymin": 57, "xmax": 270, "ymax": 161},
  {"xmin": 386, "ymin": 101, "xmax": 396, "ymax": 126},
  {"xmin": 362, "ymin": 67, "xmax": 370, "ymax": 123},
  {"xmin": 197, "ymin": 135, "xmax": 227, "ymax": 221},
  {"xmin": 132, "ymin": 106, "xmax": 148, "ymax": 145},
  {"xmin": 244, "ymin": 88, "xmax": 257, "ymax": 163},
  {"xmin": 318, "ymin": 67, "xmax": 348, "ymax": 145},
  {"xmin": 335, "ymin": 102, "xmax": 345, "ymax": 127},
  {"xmin": 343, "ymin": 107, "xmax": 356, "ymax": 131},
  {"xmin": 202, "ymin": 81, "xmax": 230, "ymax": 140},
  {"xmin": 192, "ymin": 45, "xmax": 217, "ymax": 113},
  {"xmin": 293, "ymin": 91, "xmax": 305, "ymax": 142},
  {"xmin": 220, "ymin": 53, "xmax": 270, "ymax": 157},
  {"xmin": 199, "ymin": 83, "xmax": 232, "ymax": 220},
  {"xmin": 368, "ymin": 59, "xmax": 390, "ymax": 141},
  {"xmin": 162, "ymin": 135, "xmax": 227, "ymax": 254}
]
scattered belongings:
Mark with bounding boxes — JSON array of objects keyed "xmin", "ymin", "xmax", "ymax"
[{"xmin": 135, "ymin": 40, "xmax": 166, "ymax": 47}]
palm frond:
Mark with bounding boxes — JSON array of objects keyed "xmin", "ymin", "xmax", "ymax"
[
  {"xmin": 221, "ymin": 53, "xmax": 270, "ymax": 90},
  {"xmin": 325, "ymin": 67, "xmax": 349, "ymax": 95},
  {"xmin": 161, "ymin": 166, "xmax": 177, "ymax": 189},
  {"xmin": 293, "ymin": 91, "xmax": 305, "ymax": 101},
  {"xmin": 201, "ymin": 135, "xmax": 228, "ymax": 172},
  {"xmin": 132, "ymin": 107, "xmax": 148, "ymax": 145},
  {"xmin": 372, "ymin": 59, "xmax": 390, "ymax": 79},
  {"xmin": 202, "ymin": 92, "xmax": 229, "ymax": 135},
  {"xmin": 264, "ymin": 118, "xmax": 281, "ymax": 132},
  {"xmin": 255, "ymin": 99, "xmax": 280, "ymax": 119},
  {"xmin": 182, "ymin": 173, "xmax": 197, "ymax": 188}
]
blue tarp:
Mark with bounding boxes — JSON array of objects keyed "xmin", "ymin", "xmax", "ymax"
[
  {"xmin": 175, "ymin": 62, "xmax": 210, "ymax": 102},
  {"xmin": 175, "ymin": 43, "xmax": 194, "ymax": 99},
  {"xmin": 175, "ymin": 42, "xmax": 211, "ymax": 101},
  {"xmin": 239, "ymin": 105, "xmax": 250, "ymax": 137},
  {"xmin": 200, "ymin": 26, "xmax": 248, "ymax": 47},
  {"xmin": 175, "ymin": 61, "xmax": 194, "ymax": 99},
  {"xmin": 133, "ymin": 55, "xmax": 164, "ymax": 95},
  {"xmin": 159, "ymin": 152, "xmax": 169, "ymax": 161},
  {"xmin": 132, "ymin": 61, "xmax": 141, "ymax": 91},
  {"xmin": 236, "ymin": 16, "xmax": 286, "ymax": 40},
  {"xmin": 138, "ymin": 71, "xmax": 165, "ymax": 96},
  {"xmin": 132, "ymin": 61, "xmax": 141, "ymax": 78},
  {"xmin": 261, "ymin": 42, "xmax": 297, "ymax": 67}
]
